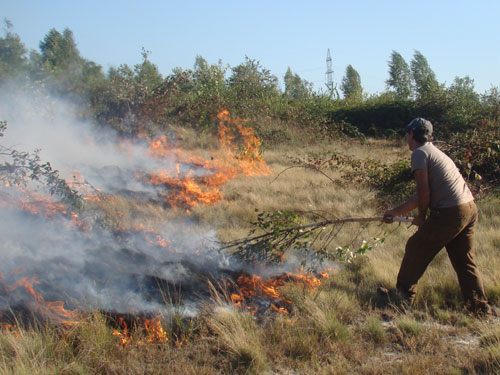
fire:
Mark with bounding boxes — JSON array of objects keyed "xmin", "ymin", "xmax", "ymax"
[
  {"xmin": 143, "ymin": 317, "xmax": 168, "ymax": 343},
  {"xmin": 0, "ymin": 185, "xmax": 93, "ymax": 231},
  {"xmin": 112, "ymin": 318, "xmax": 131, "ymax": 346},
  {"xmin": 112, "ymin": 317, "xmax": 169, "ymax": 346},
  {"xmin": 143, "ymin": 110, "xmax": 270, "ymax": 208},
  {"xmin": 5, "ymin": 276, "xmax": 79, "ymax": 326},
  {"xmin": 236, "ymin": 274, "xmax": 282, "ymax": 299},
  {"xmin": 66, "ymin": 170, "xmax": 100, "ymax": 199},
  {"xmin": 145, "ymin": 170, "xmax": 222, "ymax": 208},
  {"xmin": 0, "ymin": 109, "xmax": 277, "ymax": 335},
  {"xmin": 230, "ymin": 270, "xmax": 332, "ymax": 315},
  {"xmin": 0, "ymin": 186, "xmax": 68, "ymax": 218}
]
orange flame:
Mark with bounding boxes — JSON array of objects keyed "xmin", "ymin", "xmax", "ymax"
[
  {"xmin": 112, "ymin": 318, "xmax": 132, "ymax": 346},
  {"xmin": 230, "ymin": 270, "xmax": 332, "ymax": 315},
  {"xmin": 143, "ymin": 110, "xmax": 270, "ymax": 208},
  {"xmin": 112, "ymin": 316, "xmax": 169, "ymax": 346},
  {"xmin": 143, "ymin": 317, "xmax": 169, "ymax": 343},
  {"xmin": 5, "ymin": 276, "xmax": 79, "ymax": 326}
]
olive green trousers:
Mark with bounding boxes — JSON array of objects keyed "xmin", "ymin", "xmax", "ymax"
[{"xmin": 396, "ymin": 200, "xmax": 489, "ymax": 312}]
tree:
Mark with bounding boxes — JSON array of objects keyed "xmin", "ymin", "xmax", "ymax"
[
  {"xmin": 341, "ymin": 65, "xmax": 363, "ymax": 102},
  {"xmin": 91, "ymin": 49, "xmax": 164, "ymax": 132},
  {"xmin": 191, "ymin": 55, "xmax": 228, "ymax": 123},
  {"xmin": 284, "ymin": 67, "xmax": 312, "ymax": 100},
  {"xmin": 34, "ymin": 28, "xmax": 105, "ymax": 98},
  {"xmin": 39, "ymin": 28, "xmax": 81, "ymax": 71},
  {"xmin": 0, "ymin": 19, "xmax": 28, "ymax": 81},
  {"xmin": 410, "ymin": 50, "xmax": 439, "ymax": 99},
  {"xmin": 386, "ymin": 50, "xmax": 412, "ymax": 99},
  {"xmin": 481, "ymin": 86, "xmax": 500, "ymax": 123},
  {"xmin": 228, "ymin": 56, "xmax": 279, "ymax": 116},
  {"xmin": 445, "ymin": 76, "xmax": 481, "ymax": 129}
]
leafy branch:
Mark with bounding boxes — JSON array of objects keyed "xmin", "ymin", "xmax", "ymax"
[
  {"xmin": 284, "ymin": 151, "xmax": 414, "ymax": 202},
  {"xmin": 0, "ymin": 120, "xmax": 83, "ymax": 209},
  {"xmin": 221, "ymin": 209, "xmax": 411, "ymax": 265}
]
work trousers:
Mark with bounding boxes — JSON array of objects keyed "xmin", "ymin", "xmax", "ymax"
[{"xmin": 396, "ymin": 200, "xmax": 489, "ymax": 312}]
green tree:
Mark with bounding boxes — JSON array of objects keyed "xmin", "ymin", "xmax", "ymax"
[
  {"xmin": 134, "ymin": 48, "xmax": 163, "ymax": 92},
  {"xmin": 39, "ymin": 28, "xmax": 80, "ymax": 71},
  {"xmin": 410, "ymin": 50, "xmax": 439, "ymax": 99},
  {"xmin": 228, "ymin": 56, "xmax": 279, "ymax": 116},
  {"xmin": 190, "ymin": 55, "xmax": 228, "ymax": 124},
  {"xmin": 341, "ymin": 65, "xmax": 363, "ymax": 102},
  {"xmin": 386, "ymin": 50, "xmax": 412, "ymax": 99},
  {"xmin": 91, "ymin": 49, "xmax": 163, "ymax": 133},
  {"xmin": 445, "ymin": 76, "xmax": 480, "ymax": 129},
  {"xmin": 481, "ymin": 86, "xmax": 500, "ymax": 123},
  {"xmin": 0, "ymin": 19, "xmax": 28, "ymax": 81},
  {"xmin": 284, "ymin": 67, "xmax": 312, "ymax": 100},
  {"xmin": 34, "ymin": 28, "xmax": 105, "ymax": 98}
]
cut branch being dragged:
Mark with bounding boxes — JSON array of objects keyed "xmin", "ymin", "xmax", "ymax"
[{"xmin": 220, "ymin": 210, "xmax": 412, "ymax": 265}]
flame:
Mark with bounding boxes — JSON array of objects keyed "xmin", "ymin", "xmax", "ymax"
[
  {"xmin": 5, "ymin": 276, "xmax": 79, "ymax": 326},
  {"xmin": 271, "ymin": 304, "xmax": 289, "ymax": 315},
  {"xmin": 0, "ymin": 321, "xmax": 18, "ymax": 332},
  {"xmin": 145, "ymin": 170, "xmax": 222, "ymax": 208},
  {"xmin": 0, "ymin": 313, "xmax": 17, "ymax": 331},
  {"xmin": 0, "ymin": 110, "xmax": 275, "ymax": 330},
  {"xmin": 230, "ymin": 270, "xmax": 332, "ymax": 315},
  {"xmin": 0, "ymin": 187, "xmax": 68, "ymax": 218},
  {"xmin": 112, "ymin": 318, "xmax": 132, "ymax": 346},
  {"xmin": 0, "ymin": 185, "xmax": 92, "ymax": 231},
  {"xmin": 143, "ymin": 317, "xmax": 169, "ymax": 343},
  {"xmin": 112, "ymin": 317, "xmax": 168, "ymax": 346},
  {"xmin": 143, "ymin": 110, "xmax": 270, "ymax": 208}
]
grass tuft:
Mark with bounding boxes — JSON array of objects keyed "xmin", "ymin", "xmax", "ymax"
[
  {"xmin": 362, "ymin": 316, "xmax": 386, "ymax": 345},
  {"xmin": 206, "ymin": 306, "xmax": 268, "ymax": 374}
]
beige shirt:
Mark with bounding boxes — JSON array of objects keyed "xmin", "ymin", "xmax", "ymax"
[{"xmin": 411, "ymin": 143, "xmax": 474, "ymax": 209}]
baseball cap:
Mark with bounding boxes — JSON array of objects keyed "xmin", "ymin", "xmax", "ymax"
[{"xmin": 407, "ymin": 118, "xmax": 433, "ymax": 135}]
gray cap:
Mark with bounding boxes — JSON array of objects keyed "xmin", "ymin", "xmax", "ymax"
[{"xmin": 407, "ymin": 118, "xmax": 433, "ymax": 135}]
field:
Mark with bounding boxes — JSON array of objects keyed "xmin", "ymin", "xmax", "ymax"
[{"xmin": 1, "ymin": 128, "xmax": 499, "ymax": 375}]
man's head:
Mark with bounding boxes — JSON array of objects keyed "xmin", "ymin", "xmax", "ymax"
[{"xmin": 407, "ymin": 118, "xmax": 433, "ymax": 146}]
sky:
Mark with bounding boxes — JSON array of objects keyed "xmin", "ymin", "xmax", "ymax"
[{"xmin": 2, "ymin": 0, "xmax": 500, "ymax": 95}]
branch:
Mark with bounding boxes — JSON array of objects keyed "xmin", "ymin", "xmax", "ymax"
[{"xmin": 220, "ymin": 215, "xmax": 413, "ymax": 264}]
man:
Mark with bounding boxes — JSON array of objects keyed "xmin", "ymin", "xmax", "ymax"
[{"xmin": 383, "ymin": 117, "xmax": 490, "ymax": 314}]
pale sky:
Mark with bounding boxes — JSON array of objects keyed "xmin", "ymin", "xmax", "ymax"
[{"xmin": 3, "ymin": 0, "xmax": 500, "ymax": 94}]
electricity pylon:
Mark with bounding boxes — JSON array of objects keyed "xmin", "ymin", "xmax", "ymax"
[{"xmin": 325, "ymin": 49, "xmax": 339, "ymax": 98}]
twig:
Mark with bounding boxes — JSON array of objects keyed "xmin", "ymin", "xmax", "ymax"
[{"xmin": 270, "ymin": 165, "xmax": 336, "ymax": 185}]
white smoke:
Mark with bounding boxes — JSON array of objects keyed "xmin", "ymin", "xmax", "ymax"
[{"xmin": 0, "ymin": 84, "xmax": 233, "ymax": 318}]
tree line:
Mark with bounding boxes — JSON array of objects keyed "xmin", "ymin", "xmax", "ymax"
[
  {"xmin": 1, "ymin": 21, "xmax": 499, "ymax": 138},
  {"xmin": 1, "ymin": 21, "xmax": 499, "ymax": 194}
]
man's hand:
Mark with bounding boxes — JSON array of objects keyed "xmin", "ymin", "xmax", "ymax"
[
  {"xmin": 412, "ymin": 214, "xmax": 426, "ymax": 227},
  {"xmin": 383, "ymin": 194, "xmax": 419, "ymax": 224},
  {"xmin": 383, "ymin": 209, "xmax": 398, "ymax": 223}
]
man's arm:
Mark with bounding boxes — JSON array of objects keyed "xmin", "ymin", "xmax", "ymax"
[
  {"xmin": 412, "ymin": 168, "xmax": 430, "ymax": 226},
  {"xmin": 383, "ymin": 169, "xmax": 430, "ymax": 226},
  {"xmin": 383, "ymin": 194, "xmax": 418, "ymax": 220}
]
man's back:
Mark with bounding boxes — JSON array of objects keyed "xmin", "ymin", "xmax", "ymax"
[{"xmin": 411, "ymin": 142, "xmax": 473, "ymax": 209}]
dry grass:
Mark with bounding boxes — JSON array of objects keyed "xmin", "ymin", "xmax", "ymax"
[
  {"xmin": 2, "ymin": 134, "xmax": 499, "ymax": 374},
  {"xmin": 205, "ymin": 306, "xmax": 268, "ymax": 374}
]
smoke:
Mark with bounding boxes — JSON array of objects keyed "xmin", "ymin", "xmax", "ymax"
[
  {"xmin": 0, "ymin": 85, "xmax": 234, "ymax": 318},
  {"xmin": 0, "ymin": 84, "xmax": 331, "ymax": 323},
  {"xmin": 0, "ymin": 86, "xmax": 178, "ymax": 195}
]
